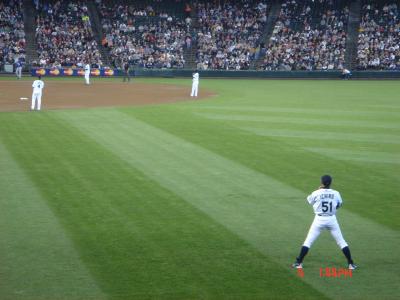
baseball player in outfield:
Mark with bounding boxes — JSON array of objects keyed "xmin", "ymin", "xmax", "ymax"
[
  {"xmin": 123, "ymin": 61, "xmax": 131, "ymax": 82},
  {"xmin": 292, "ymin": 175, "xmax": 357, "ymax": 270},
  {"xmin": 15, "ymin": 60, "xmax": 23, "ymax": 79},
  {"xmin": 191, "ymin": 70, "xmax": 199, "ymax": 97},
  {"xmin": 84, "ymin": 62, "xmax": 90, "ymax": 85},
  {"xmin": 31, "ymin": 75, "xmax": 44, "ymax": 111}
]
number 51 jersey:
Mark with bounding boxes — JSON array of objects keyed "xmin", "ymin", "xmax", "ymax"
[{"xmin": 307, "ymin": 188, "xmax": 343, "ymax": 216}]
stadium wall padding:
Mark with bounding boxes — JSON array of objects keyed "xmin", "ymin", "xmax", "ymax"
[
  {"xmin": 30, "ymin": 68, "xmax": 400, "ymax": 79},
  {"xmin": 31, "ymin": 68, "xmax": 118, "ymax": 77}
]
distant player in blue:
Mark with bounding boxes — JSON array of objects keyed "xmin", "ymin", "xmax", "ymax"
[
  {"xmin": 341, "ymin": 68, "xmax": 352, "ymax": 80},
  {"xmin": 15, "ymin": 60, "xmax": 23, "ymax": 79}
]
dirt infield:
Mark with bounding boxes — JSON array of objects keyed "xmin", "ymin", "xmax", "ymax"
[{"xmin": 0, "ymin": 80, "xmax": 215, "ymax": 112}]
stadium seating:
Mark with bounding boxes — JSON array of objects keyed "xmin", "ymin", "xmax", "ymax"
[
  {"xmin": 0, "ymin": 0, "xmax": 26, "ymax": 68},
  {"xmin": 97, "ymin": 1, "xmax": 190, "ymax": 68},
  {"xmin": 260, "ymin": 0, "xmax": 349, "ymax": 71},
  {"xmin": 3, "ymin": 0, "xmax": 399, "ymax": 72},
  {"xmin": 34, "ymin": 0, "xmax": 102, "ymax": 68},
  {"xmin": 357, "ymin": 2, "xmax": 400, "ymax": 70},
  {"xmin": 195, "ymin": 0, "xmax": 268, "ymax": 70}
]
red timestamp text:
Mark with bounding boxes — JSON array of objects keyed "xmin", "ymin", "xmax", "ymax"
[{"xmin": 320, "ymin": 267, "xmax": 352, "ymax": 278}]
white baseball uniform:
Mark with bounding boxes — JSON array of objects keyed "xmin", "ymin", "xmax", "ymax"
[
  {"xmin": 191, "ymin": 72, "xmax": 199, "ymax": 97},
  {"xmin": 302, "ymin": 188, "xmax": 348, "ymax": 249},
  {"xmin": 31, "ymin": 79, "xmax": 45, "ymax": 110},
  {"xmin": 84, "ymin": 64, "xmax": 90, "ymax": 85}
]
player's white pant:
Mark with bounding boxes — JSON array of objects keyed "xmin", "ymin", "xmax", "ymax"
[
  {"xmin": 31, "ymin": 92, "xmax": 42, "ymax": 110},
  {"xmin": 16, "ymin": 67, "xmax": 22, "ymax": 79},
  {"xmin": 191, "ymin": 82, "xmax": 198, "ymax": 97},
  {"xmin": 303, "ymin": 215, "xmax": 348, "ymax": 249},
  {"xmin": 85, "ymin": 73, "xmax": 90, "ymax": 85}
]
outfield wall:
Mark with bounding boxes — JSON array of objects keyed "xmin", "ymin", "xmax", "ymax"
[
  {"xmin": 134, "ymin": 69, "xmax": 400, "ymax": 79},
  {"xmin": 28, "ymin": 68, "xmax": 400, "ymax": 79}
]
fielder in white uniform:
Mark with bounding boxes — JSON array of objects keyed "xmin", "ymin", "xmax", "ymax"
[
  {"xmin": 191, "ymin": 71, "xmax": 199, "ymax": 97},
  {"xmin": 31, "ymin": 76, "xmax": 44, "ymax": 111},
  {"xmin": 292, "ymin": 175, "xmax": 357, "ymax": 270},
  {"xmin": 84, "ymin": 63, "xmax": 90, "ymax": 85}
]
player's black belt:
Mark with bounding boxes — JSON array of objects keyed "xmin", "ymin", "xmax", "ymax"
[{"xmin": 317, "ymin": 213, "xmax": 333, "ymax": 216}]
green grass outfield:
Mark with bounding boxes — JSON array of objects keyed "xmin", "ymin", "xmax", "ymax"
[{"xmin": 0, "ymin": 77, "xmax": 399, "ymax": 299}]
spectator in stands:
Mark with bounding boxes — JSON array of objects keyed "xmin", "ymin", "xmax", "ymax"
[
  {"xmin": 195, "ymin": 0, "xmax": 268, "ymax": 70},
  {"xmin": 261, "ymin": 0, "xmax": 348, "ymax": 71},
  {"xmin": 97, "ymin": 2, "xmax": 188, "ymax": 69},
  {"xmin": 357, "ymin": 3, "xmax": 399, "ymax": 70},
  {"xmin": 184, "ymin": 3, "xmax": 191, "ymax": 18},
  {"xmin": 35, "ymin": 1, "xmax": 102, "ymax": 68},
  {"xmin": 33, "ymin": 0, "xmax": 39, "ymax": 10},
  {"xmin": 0, "ymin": 0, "xmax": 26, "ymax": 68}
]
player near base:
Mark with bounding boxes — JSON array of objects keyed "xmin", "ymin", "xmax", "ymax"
[
  {"xmin": 84, "ymin": 62, "xmax": 90, "ymax": 85},
  {"xmin": 190, "ymin": 70, "xmax": 199, "ymax": 97},
  {"xmin": 31, "ymin": 75, "xmax": 44, "ymax": 111},
  {"xmin": 292, "ymin": 175, "xmax": 357, "ymax": 270}
]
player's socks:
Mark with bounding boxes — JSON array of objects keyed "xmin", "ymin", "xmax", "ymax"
[
  {"xmin": 341, "ymin": 246, "xmax": 354, "ymax": 264},
  {"xmin": 296, "ymin": 246, "xmax": 309, "ymax": 263}
]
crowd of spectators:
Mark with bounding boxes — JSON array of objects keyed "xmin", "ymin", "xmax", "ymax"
[
  {"xmin": 0, "ymin": 0, "xmax": 26, "ymax": 68},
  {"xmin": 195, "ymin": 0, "xmax": 268, "ymax": 70},
  {"xmin": 98, "ymin": 2, "xmax": 190, "ymax": 68},
  {"xmin": 2, "ymin": 0, "xmax": 400, "ymax": 72},
  {"xmin": 261, "ymin": 0, "xmax": 348, "ymax": 71},
  {"xmin": 357, "ymin": 3, "xmax": 400, "ymax": 70},
  {"xmin": 34, "ymin": 1, "xmax": 102, "ymax": 68}
]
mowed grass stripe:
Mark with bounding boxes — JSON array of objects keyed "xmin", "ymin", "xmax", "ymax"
[
  {"xmin": 133, "ymin": 105, "xmax": 399, "ymax": 226},
  {"xmin": 0, "ymin": 141, "xmax": 105, "ymax": 300},
  {"xmin": 197, "ymin": 105, "xmax": 400, "ymax": 119},
  {"xmin": 58, "ymin": 109, "xmax": 400, "ymax": 300},
  {"xmin": 196, "ymin": 113, "xmax": 400, "ymax": 130},
  {"xmin": 305, "ymin": 148, "xmax": 400, "ymax": 164},
  {"xmin": 0, "ymin": 112, "xmax": 325, "ymax": 299},
  {"xmin": 241, "ymin": 127, "xmax": 400, "ymax": 144}
]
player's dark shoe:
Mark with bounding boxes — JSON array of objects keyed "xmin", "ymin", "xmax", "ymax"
[
  {"xmin": 348, "ymin": 264, "xmax": 358, "ymax": 270},
  {"xmin": 292, "ymin": 262, "xmax": 303, "ymax": 269}
]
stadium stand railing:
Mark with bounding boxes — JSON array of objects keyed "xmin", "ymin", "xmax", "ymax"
[
  {"xmin": 344, "ymin": 0, "xmax": 362, "ymax": 69},
  {"xmin": 87, "ymin": 1, "xmax": 111, "ymax": 66},
  {"xmin": 22, "ymin": 0, "xmax": 39, "ymax": 66},
  {"xmin": 252, "ymin": 0, "xmax": 281, "ymax": 69},
  {"xmin": 183, "ymin": 3, "xmax": 198, "ymax": 69}
]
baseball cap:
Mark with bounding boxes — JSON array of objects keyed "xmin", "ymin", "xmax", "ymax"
[{"xmin": 321, "ymin": 175, "xmax": 332, "ymax": 186}]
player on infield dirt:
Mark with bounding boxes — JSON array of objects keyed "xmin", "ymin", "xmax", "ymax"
[
  {"xmin": 292, "ymin": 175, "xmax": 357, "ymax": 270},
  {"xmin": 31, "ymin": 75, "xmax": 44, "ymax": 111},
  {"xmin": 84, "ymin": 62, "xmax": 90, "ymax": 85}
]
